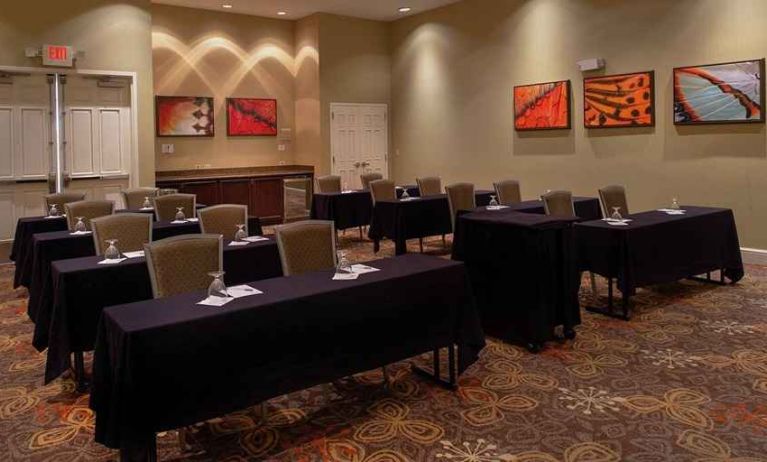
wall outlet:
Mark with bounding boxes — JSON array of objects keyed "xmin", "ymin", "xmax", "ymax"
[
  {"xmin": 278, "ymin": 144, "xmax": 286, "ymax": 152},
  {"xmin": 278, "ymin": 160, "xmax": 286, "ymax": 166},
  {"xmin": 161, "ymin": 143, "xmax": 174, "ymax": 154}
]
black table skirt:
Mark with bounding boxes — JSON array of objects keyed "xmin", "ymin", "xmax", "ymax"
[
  {"xmin": 310, "ymin": 186, "xmax": 421, "ymax": 230},
  {"xmin": 576, "ymin": 206, "xmax": 744, "ymax": 293},
  {"xmin": 11, "ymin": 216, "xmax": 68, "ymax": 288},
  {"xmin": 452, "ymin": 208, "xmax": 581, "ymax": 344},
  {"xmin": 90, "ymin": 254, "xmax": 485, "ymax": 450},
  {"xmin": 42, "ymin": 238, "xmax": 282, "ymax": 384}
]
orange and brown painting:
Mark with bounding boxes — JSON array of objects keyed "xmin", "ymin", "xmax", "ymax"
[
  {"xmin": 584, "ymin": 71, "xmax": 654, "ymax": 128},
  {"xmin": 514, "ymin": 80, "xmax": 570, "ymax": 130}
]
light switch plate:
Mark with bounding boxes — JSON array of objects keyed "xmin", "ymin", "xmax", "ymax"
[{"xmin": 161, "ymin": 144, "xmax": 174, "ymax": 154}]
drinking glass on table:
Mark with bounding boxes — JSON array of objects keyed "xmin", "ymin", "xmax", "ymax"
[
  {"xmin": 400, "ymin": 188, "xmax": 410, "ymax": 200},
  {"xmin": 671, "ymin": 197, "xmax": 680, "ymax": 210},
  {"xmin": 207, "ymin": 271, "xmax": 228, "ymax": 298},
  {"xmin": 611, "ymin": 206, "xmax": 623, "ymax": 221},
  {"xmin": 104, "ymin": 239, "xmax": 120, "ymax": 260},
  {"xmin": 336, "ymin": 251, "xmax": 352, "ymax": 274},
  {"xmin": 489, "ymin": 195, "xmax": 499, "ymax": 207},
  {"xmin": 48, "ymin": 204, "xmax": 59, "ymax": 217},
  {"xmin": 175, "ymin": 207, "xmax": 186, "ymax": 221},
  {"xmin": 142, "ymin": 196, "xmax": 152, "ymax": 209},
  {"xmin": 74, "ymin": 217, "xmax": 87, "ymax": 233},
  {"xmin": 234, "ymin": 224, "xmax": 247, "ymax": 242}
]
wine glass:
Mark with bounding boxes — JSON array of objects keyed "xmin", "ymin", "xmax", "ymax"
[
  {"xmin": 175, "ymin": 207, "xmax": 185, "ymax": 221},
  {"xmin": 401, "ymin": 188, "xmax": 410, "ymax": 200},
  {"xmin": 611, "ymin": 206, "xmax": 623, "ymax": 221},
  {"xmin": 207, "ymin": 271, "xmax": 229, "ymax": 298},
  {"xmin": 336, "ymin": 251, "xmax": 352, "ymax": 274},
  {"xmin": 104, "ymin": 239, "xmax": 120, "ymax": 260},
  {"xmin": 489, "ymin": 195, "xmax": 499, "ymax": 207},
  {"xmin": 142, "ymin": 196, "xmax": 152, "ymax": 209},
  {"xmin": 48, "ymin": 204, "xmax": 59, "ymax": 217},
  {"xmin": 234, "ymin": 224, "xmax": 247, "ymax": 242},
  {"xmin": 671, "ymin": 197, "xmax": 680, "ymax": 210},
  {"xmin": 74, "ymin": 217, "xmax": 87, "ymax": 233}
]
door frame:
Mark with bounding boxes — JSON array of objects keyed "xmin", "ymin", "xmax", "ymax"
[
  {"xmin": 0, "ymin": 65, "xmax": 140, "ymax": 187},
  {"xmin": 330, "ymin": 102, "xmax": 389, "ymax": 181}
]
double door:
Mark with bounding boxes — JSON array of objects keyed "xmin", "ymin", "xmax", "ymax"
[{"xmin": 330, "ymin": 103, "xmax": 388, "ymax": 190}]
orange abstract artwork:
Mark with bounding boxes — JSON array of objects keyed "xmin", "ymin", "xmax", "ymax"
[
  {"xmin": 584, "ymin": 71, "xmax": 654, "ymax": 128},
  {"xmin": 514, "ymin": 80, "xmax": 571, "ymax": 130}
]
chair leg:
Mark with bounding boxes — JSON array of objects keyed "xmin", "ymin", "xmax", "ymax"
[
  {"xmin": 381, "ymin": 366, "xmax": 390, "ymax": 388},
  {"xmin": 178, "ymin": 428, "xmax": 190, "ymax": 451},
  {"xmin": 359, "ymin": 226, "xmax": 363, "ymax": 240},
  {"xmin": 419, "ymin": 238, "xmax": 424, "ymax": 253},
  {"xmin": 590, "ymin": 272, "xmax": 597, "ymax": 297},
  {"xmin": 442, "ymin": 234, "xmax": 447, "ymax": 247}
]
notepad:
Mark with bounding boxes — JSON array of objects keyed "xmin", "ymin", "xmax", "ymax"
[
  {"xmin": 44, "ymin": 215, "xmax": 65, "ymax": 219},
  {"xmin": 98, "ymin": 258, "xmax": 127, "ymax": 265},
  {"xmin": 333, "ymin": 272, "xmax": 360, "ymax": 280},
  {"xmin": 341, "ymin": 190, "xmax": 355, "ymax": 194},
  {"xmin": 657, "ymin": 209, "xmax": 686, "ymax": 214},
  {"xmin": 486, "ymin": 205, "xmax": 510, "ymax": 211},
  {"xmin": 197, "ymin": 296, "xmax": 234, "ymax": 307},
  {"xmin": 123, "ymin": 251, "xmax": 145, "ymax": 259},
  {"xmin": 227, "ymin": 285, "xmax": 263, "ymax": 298},
  {"xmin": 607, "ymin": 221, "xmax": 629, "ymax": 226},
  {"xmin": 170, "ymin": 220, "xmax": 187, "ymax": 224},
  {"xmin": 242, "ymin": 236, "xmax": 269, "ymax": 243},
  {"xmin": 140, "ymin": 207, "xmax": 154, "ymax": 211},
  {"xmin": 228, "ymin": 241, "xmax": 250, "ymax": 247},
  {"xmin": 400, "ymin": 197, "xmax": 420, "ymax": 202},
  {"xmin": 351, "ymin": 264, "xmax": 380, "ymax": 275},
  {"xmin": 70, "ymin": 231, "xmax": 92, "ymax": 235},
  {"xmin": 187, "ymin": 218, "xmax": 199, "ymax": 222},
  {"xmin": 602, "ymin": 218, "xmax": 633, "ymax": 223}
]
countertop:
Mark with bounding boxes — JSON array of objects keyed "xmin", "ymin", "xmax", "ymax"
[{"xmin": 155, "ymin": 165, "xmax": 315, "ymax": 182}]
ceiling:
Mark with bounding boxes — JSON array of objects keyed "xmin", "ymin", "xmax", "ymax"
[{"xmin": 151, "ymin": 0, "xmax": 461, "ymax": 21}]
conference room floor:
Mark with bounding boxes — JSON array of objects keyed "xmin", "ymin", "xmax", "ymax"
[{"xmin": 1, "ymin": 231, "xmax": 766, "ymax": 461}]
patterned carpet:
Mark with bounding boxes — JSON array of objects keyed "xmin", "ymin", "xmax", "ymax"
[{"xmin": 2, "ymin": 231, "xmax": 767, "ymax": 461}]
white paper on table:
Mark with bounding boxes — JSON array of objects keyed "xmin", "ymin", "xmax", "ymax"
[
  {"xmin": 341, "ymin": 190, "xmax": 355, "ymax": 194},
  {"xmin": 123, "ymin": 251, "xmax": 145, "ymax": 259},
  {"xmin": 227, "ymin": 285, "xmax": 263, "ymax": 299},
  {"xmin": 333, "ymin": 272, "xmax": 360, "ymax": 280},
  {"xmin": 400, "ymin": 197, "xmax": 420, "ymax": 202},
  {"xmin": 486, "ymin": 205, "xmax": 510, "ymax": 211},
  {"xmin": 351, "ymin": 264, "xmax": 380, "ymax": 275},
  {"xmin": 187, "ymin": 217, "xmax": 199, "ymax": 222},
  {"xmin": 665, "ymin": 210, "xmax": 686, "ymax": 215},
  {"xmin": 228, "ymin": 241, "xmax": 250, "ymax": 247},
  {"xmin": 395, "ymin": 186, "xmax": 404, "ymax": 190},
  {"xmin": 602, "ymin": 218, "xmax": 633, "ymax": 223},
  {"xmin": 170, "ymin": 220, "xmax": 187, "ymax": 224},
  {"xmin": 196, "ymin": 296, "xmax": 234, "ymax": 307},
  {"xmin": 97, "ymin": 258, "xmax": 127, "ymax": 265},
  {"xmin": 607, "ymin": 221, "xmax": 630, "ymax": 226},
  {"xmin": 242, "ymin": 236, "xmax": 269, "ymax": 243},
  {"xmin": 140, "ymin": 207, "xmax": 154, "ymax": 211},
  {"xmin": 70, "ymin": 231, "xmax": 92, "ymax": 235},
  {"xmin": 44, "ymin": 215, "xmax": 65, "ymax": 219}
]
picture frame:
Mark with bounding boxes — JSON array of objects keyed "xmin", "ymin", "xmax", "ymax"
[
  {"xmin": 583, "ymin": 71, "xmax": 655, "ymax": 128},
  {"xmin": 155, "ymin": 96, "xmax": 214, "ymax": 137},
  {"xmin": 226, "ymin": 98, "xmax": 278, "ymax": 136},
  {"xmin": 513, "ymin": 80, "xmax": 571, "ymax": 131}
]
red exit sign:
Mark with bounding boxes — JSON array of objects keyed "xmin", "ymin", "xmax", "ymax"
[{"xmin": 42, "ymin": 44, "xmax": 74, "ymax": 67}]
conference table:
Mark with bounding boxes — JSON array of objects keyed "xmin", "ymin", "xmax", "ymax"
[
  {"xmin": 452, "ymin": 207, "xmax": 581, "ymax": 351},
  {"xmin": 310, "ymin": 185, "xmax": 420, "ymax": 233},
  {"xmin": 576, "ymin": 206, "xmax": 744, "ymax": 319},
  {"xmin": 41, "ymin": 237, "xmax": 281, "ymax": 391},
  {"xmin": 89, "ymin": 254, "xmax": 485, "ymax": 461},
  {"xmin": 508, "ymin": 196, "xmax": 603, "ymax": 221}
]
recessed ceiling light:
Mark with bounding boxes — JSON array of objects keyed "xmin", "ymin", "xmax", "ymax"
[
  {"xmin": 222, "ymin": 3, "xmax": 233, "ymax": 8},
  {"xmin": 398, "ymin": 7, "xmax": 412, "ymax": 13},
  {"xmin": 277, "ymin": 11, "xmax": 287, "ymax": 16}
]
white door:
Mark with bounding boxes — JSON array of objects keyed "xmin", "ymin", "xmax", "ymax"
[{"xmin": 330, "ymin": 103, "xmax": 388, "ymax": 190}]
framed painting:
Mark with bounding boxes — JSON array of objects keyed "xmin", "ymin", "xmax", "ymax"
[
  {"xmin": 226, "ymin": 98, "xmax": 278, "ymax": 136},
  {"xmin": 583, "ymin": 71, "xmax": 655, "ymax": 128},
  {"xmin": 673, "ymin": 58, "xmax": 764, "ymax": 125},
  {"xmin": 514, "ymin": 80, "xmax": 571, "ymax": 130},
  {"xmin": 155, "ymin": 96, "xmax": 214, "ymax": 137}
]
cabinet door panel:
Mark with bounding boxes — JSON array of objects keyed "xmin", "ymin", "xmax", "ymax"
[
  {"xmin": 250, "ymin": 179, "xmax": 283, "ymax": 224},
  {"xmin": 220, "ymin": 180, "xmax": 250, "ymax": 208},
  {"xmin": 180, "ymin": 181, "xmax": 220, "ymax": 206}
]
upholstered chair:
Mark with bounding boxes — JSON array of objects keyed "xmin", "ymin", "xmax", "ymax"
[
  {"xmin": 542, "ymin": 190, "xmax": 576, "ymax": 217},
  {"xmin": 275, "ymin": 220, "xmax": 337, "ymax": 276},
  {"xmin": 316, "ymin": 175, "xmax": 342, "ymax": 193},
  {"xmin": 43, "ymin": 191, "xmax": 86, "ymax": 215},
  {"xmin": 64, "ymin": 200, "xmax": 115, "ymax": 231},
  {"xmin": 144, "ymin": 234, "xmax": 223, "ymax": 299},
  {"xmin": 153, "ymin": 193, "xmax": 196, "ymax": 222},
  {"xmin": 445, "ymin": 183, "xmax": 477, "ymax": 231},
  {"xmin": 121, "ymin": 187, "xmax": 159, "ymax": 210},
  {"xmin": 360, "ymin": 172, "xmax": 384, "ymax": 191},
  {"xmin": 416, "ymin": 176, "xmax": 442, "ymax": 196},
  {"xmin": 599, "ymin": 185, "xmax": 629, "ymax": 217},
  {"xmin": 369, "ymin": 179, "xmax": 396, "ymax": 206},
  {"xmin": 198, "ymin": 204, "xmax": 248, "ymax": 240},
  {"xmin": 157, "ymin": 188, "xmax": 179, "ymax": 196},
  {"xmin": 91, "ymin": 213, "xmax": 152, "ymax": 256},
  {"xmin": 494, "ymin": 180, "xmax": 522, "ymax": 205}
]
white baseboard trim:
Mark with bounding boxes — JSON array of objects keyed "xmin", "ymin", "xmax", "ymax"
[{"xmin": 741, "ymin": 247, "xmax": 767, "ymax": 266}]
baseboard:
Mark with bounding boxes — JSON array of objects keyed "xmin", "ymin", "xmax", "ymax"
[{"xmin": 742, "ymin": 247, "xmax": 767, "ymax": 266}]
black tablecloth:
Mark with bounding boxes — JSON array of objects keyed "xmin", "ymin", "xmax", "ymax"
[
  {"xmin": 576, "ymin": 206, "xmax": 744, "ymax": 293},
  {"xmin": 452, "ymin": 208, "xmax": 581, "ymax": 345},
  {"xmin": 310, "ymin": 186, "xmax": 421, "ymax": 230},
  {"xmin": 91, "ymin": 254, "xmax": 485, "ymax": 451},
  {"xmin": 11, "ymin": 216, "xmax": 68, "ymax": 288},
  {"xmin": 41, "ymin": 238, "xmax": 282, "ymax": 383},
  {"xmin": 509, "ymin": 197, "xmax": 603, "ymax": 221},
  {"xmin": 368, "ymin": 191, "xmax": 494, "ymax": 255}
]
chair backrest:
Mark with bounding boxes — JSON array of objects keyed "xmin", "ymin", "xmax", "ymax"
[
  {"xmin": 541, "ymin": 190, "xmax": 575, "ymax": 217},
  {"xmin": 121, "ymin": 187, "xmax": 159, "ymax": 210},
  {"xmin": 43, "ymin": 191, "xmax": 86, "ymax": 215},
  {"xmin": 316, "ymin": 175, "xmax": 342, "ymax": 193},
  {"xmin": 416, "ymin": 176, "xmax": 442, "ymax": 196},
  {"xmin": 144, "ymin": 234, "xmax": 223, "ymax": 299},
  {"xmin": 275, "ymin": 220, "xmax": 337, "ymax": 276},
  {"xmin": 599, "ymin": 185, "xmax": 629, "ymax": 217},
  {"xmin": 369, "ymin": 179, "xmax": 396, "ymax": 205},
  {"xmin": 64, "ymin": 200, "xmax": 115, "ymax": 231},
  {"xmin": 493, "ymin": 179, "xmax": 522, "ymax": 205},
  {"xmin": 153, "ymin": 193, "xmax": 196, "ymax": 221},
  {"xmin": 157, "ymin": 188, "xmax": 179, "ymax": 196},
  {"xmin": 360, "ymin": 172, "xmax": 383, "ymax": 191},
  {"xmin": 445, "ymin": 183, "xmax": 476, "ymax": 230},
  {"xmin": 91, "ymin": 213, "xmax": 152, "ymax": 256},
  {"xmin": 198, "ymin": 204, "xmax": 248, "ymax": 240}
]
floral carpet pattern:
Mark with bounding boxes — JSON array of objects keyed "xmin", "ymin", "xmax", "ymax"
[{"xmin": 1, "ymin": 232, "xmax": 767, "ymax": 461}]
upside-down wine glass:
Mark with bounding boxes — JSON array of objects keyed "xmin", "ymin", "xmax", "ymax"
[
  {"xmin": 611, "ymin": 206, "xmax": 623, "ymax": 221},
  {"xmin": 49, "ymin": 204, "xmax": 59, "ymax": 217},
  {"xmin": 671, "ymin": 197, "xmax": 680, "ymax": 210},
  {"xmin": 234, "ymin": 224, "xmax": 247, "ymax": 242},
  {"xmin": 489, "ymin": 195, "xmax": 499, "ymax": 207},
  {"xmin": 401, "ymin": 188, "xmax": 410, "ymax": 200},
  {"xmin": 175, "ymin": 207, "xmax": 185, "ymax": 221},
  {"xmin": 207, "ymin": 271, "xmax": 228, "ymax": 298},
  {"xmin": 104, "ymin": 239, "xmax": 120, "ymax": 260},
  {"xmin": 142, "ymin": 196, "xmax": 152, "ymax": 209},
  {"xmin": 336, "ymin": 251, "xmax": 352, "ymax": 275},
  {"xmin": 74, "ymin": 217, "xmax": 87, "ymax": 233}
]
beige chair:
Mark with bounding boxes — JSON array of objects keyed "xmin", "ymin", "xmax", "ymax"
[
  {"xmin": 157, "ymin": 188, "xmax": 179, "ymax": 196},
  {"xmin": 64, "ymin": 200, "xmax": 115, "ymax": 231},
  {"xmin": 416, "ymin": 176, "xmax": 442, "ymax": 196},
  {"xmin": 153, "ymin": 193, "xmax": 196, "ymax": 222},
  {"xmin": 121, "ymin": 187, "xmax": 159, "ymax": 210},
  {"xmin": 494, "ymin": 180, "xmax": 522, "ymax": 205},
  {"xmin": 360, "ymin": 172, "xmax": 383, "ymax": 191},
  {"xmin": 43, "ymin": 191, "xmax": 86, "ymax": 215},
  {"xmin": 369, "ymin": 179, "xmax": 396, "ymax": 205},
  {"xmin": 445, "ymin": 183, "xmax": 476, "ymax": 231},
  {"xmin": 198, "ymin": 204, "xmax": 248, "ymax": 240},
  {"xmin": 542, "ymin": 190, "xmax": 576, "ymax": 216},
  {"xmin": 144, "ymin": 234, "xmax": 223, "ymax": 299},
  {"xmin": 599, "ymin": 185, "xmax": 629, "ymax": 217},
  {"xmin": 316, "ymin": 175, "xmax": 342, "ymax": 193},
  {"xmin": 275, "ymin": 220, "xmax": 337, "ymax": 276},
  {"xmin": 91, "ymin": 213, "xmax": 152, "ymax": 256}
]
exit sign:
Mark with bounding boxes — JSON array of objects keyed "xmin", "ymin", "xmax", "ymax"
[{"xmin": 42, "ymin": 45, "xmax": 74, "ymax": 67}]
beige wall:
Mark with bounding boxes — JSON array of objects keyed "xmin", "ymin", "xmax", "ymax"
[
  {"xmin": 294, "ymin": 15, "xmax": 321, "ymax": 170},
  {"xmin": 390, "ymin": 0, "xmax": 767, "ymax": 248},
  {"xmin": 152, "ymin": 4, "xmax": 295, "ymax": 171},
  {"xmin": 0, "ymin": 0, "xmax": 155, "ymax": 185}
]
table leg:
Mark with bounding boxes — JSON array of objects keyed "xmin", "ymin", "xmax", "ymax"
[
  {"xmin": 412, "ymin": 345, "xmax": 458, "ymax": 390},
  {"xmin": 373, "ymin": 239, "xmax": 380, "ymax": 253},
  {"xmin": 120, "ymin": 434, "xmax": 157, "ymax": 462},
  {"xmin": 358, "ymin": 226, "xmax": 363, "ymax": 241},
  {"xmin": 396, "ymin": 238, "xmax": 407, "ymax": 255},
  {"xmin": 74, "ymin": 352, "xmax": 88, "ymax": 393},
  {"xmin": 586, "ymin": 276, "xmax": 631, "ymax": 321},
  {"xmin": 688, "ymin": 269, "xmax": 729, "ymax": 286}
]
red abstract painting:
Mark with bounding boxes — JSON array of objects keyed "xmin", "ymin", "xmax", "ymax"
[
  {"xmin": 514, "ymin": 80, "xmax": 571, "ymax": 130},
  {"xmin": 226, "ymin": 98, "xmax": 278, "ymax": 136},
  {"xmin": 156, "ymin": 96, "xmax": 214, "ymax": 137}
]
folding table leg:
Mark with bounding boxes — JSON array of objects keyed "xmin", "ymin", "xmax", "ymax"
[
  {"xmin": 358, "ymin": 226, "xmax": 363, "ymax": 241},
  {"xmin": 411, "ymin": 345, "xmax": 458, "ymax": 390},
  {"xmin": 74, "ymin": 352, "xmax": 88, "ymax": 393},
  {"xmin": 120, "ymin": 434, "xmax": 157, "ymax": 462},
  {"xmin": 419, "ymin": 238, "xmax": 424, "ymax": 253},
  {"xmin": 586, "ymin": 277, "xmax": 631, "ymax": 321}
]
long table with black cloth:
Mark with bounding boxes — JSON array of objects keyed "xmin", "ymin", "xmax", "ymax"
[
  {"xmin": 89, "ymin": 254, "xmax": 485, "ymax": 461},
  {"xmin": 40, "ymin": 237, "xmax": 281, "ymax": 389},
  {"xmin": 310, "ymin": 185, "xmax": 420, "ymax": 231},
  {"xmin": 452, "ymin": 207, "xmax": 581, "ymax": 351}
]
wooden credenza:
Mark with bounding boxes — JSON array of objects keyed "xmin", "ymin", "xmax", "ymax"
[{"xmin": 155, "ymin": 166, "xmax": 314, "ymax": 225}]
